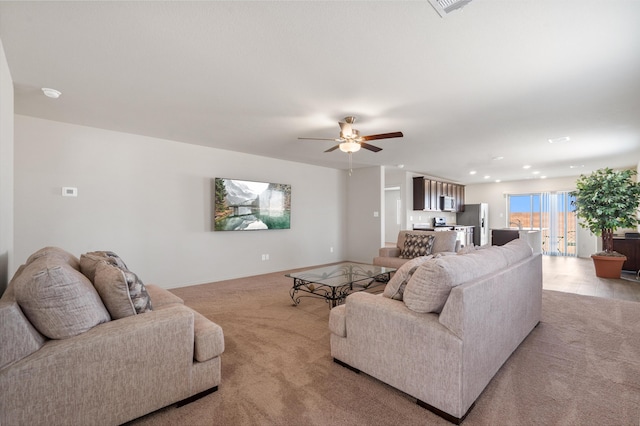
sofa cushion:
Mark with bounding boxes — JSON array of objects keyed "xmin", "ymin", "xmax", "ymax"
[
  {"xmin": 93, "ymin": 261, "xmax": 153, "ymax": 319},
  {"xmin": 403, "ymin": 246, "xmax": 509, "ymax": 313},
  {"xmin": 26, "ymin": 246, "xmax": 80, "ymax": 271},
  {"xmin": 431, "ymin": 230, "xmax": 458, "ymax": 253},
  {"xmin": 0, "ymin": 300, "xmax": 46, "ymax": 369},
  {"xmin": 400, "ymin": 234, "xmax": 435, "ymax": 259},
  {"xmin": 383, "ymin": 255, "xmax": 433, "ymax": 300},
  {"xmin": 496, "ymin": 238, "xmax": 534, "ymax": 265},
  {"xmin": 13, "ymin": 256, "xmax": 111, "ymax": 339},
  {"xmin": 80, "ymin": 251, "xmax": 129, "ymax": 283}
]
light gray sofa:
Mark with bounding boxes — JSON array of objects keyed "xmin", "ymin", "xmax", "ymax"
[
  {"xmin": 0, "ymin": 247, "xmax": 224, "ymax": 426},
  {"xmin": 330, "ymin": 239, "xmax": 542, "ymax": 423},
  {"xmin": 373, "ymin": 229, "xmax": 459, "ymax": 269}
]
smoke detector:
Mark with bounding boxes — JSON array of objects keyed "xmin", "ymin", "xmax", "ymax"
[
  {"xmin": 428, "ymin": 0, "xmax": 474, "ymax": 17},
  {"xmin": 42, "ymin": 88, "xmax": 62, "ymax": 99}
]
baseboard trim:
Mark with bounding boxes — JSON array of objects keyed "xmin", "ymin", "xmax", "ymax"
[
  {"xmin": 333, "ymin": 358, "xmax": 361, "ymax": 374},
  {"xmin": 176, "ymin": 386, "xmax": 219, "ymax": 407},
  {"xmin": 416, "ymin": 399, "xmax": 474, "ymax": 425}
]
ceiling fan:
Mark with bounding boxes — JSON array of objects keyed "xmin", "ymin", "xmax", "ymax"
[{"xmin": 298, "ymin": 116, "xmax": 403, "ymax": 154}]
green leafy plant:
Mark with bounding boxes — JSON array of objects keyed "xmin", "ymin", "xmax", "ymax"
[{"xmin": 570, "ymin": 167, "xmax": 640, "ymax": 255}]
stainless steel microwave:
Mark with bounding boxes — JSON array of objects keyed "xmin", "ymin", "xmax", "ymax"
[{"xmin": 440, "ymin": 196, "xmax": 456, "ymax": 211}]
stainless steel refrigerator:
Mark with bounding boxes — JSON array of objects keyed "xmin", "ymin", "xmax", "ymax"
[{"xmin": 456, "ymin": 203, "xmax": 489, "ymax": 246}]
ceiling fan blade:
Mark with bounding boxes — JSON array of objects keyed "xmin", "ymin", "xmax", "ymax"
[
  {"xmin": 298, "ymin": 137, "xmax": 342, "ymax": 141},
  {"xmin": 324, "ymin": 145, "xmax": 340, "ymax": 152},
  {"xmin": 360, "ymin": 131, "xmax": 404, "ymax": 141},
  {"xmin": 360, "ymin": 142, "xmax": 382, "ymax": 152}
]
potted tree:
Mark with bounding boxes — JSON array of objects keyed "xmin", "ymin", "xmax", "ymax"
[{"xmin": 570, "ymin": 167, "xmax": 640, "ymax": 278}]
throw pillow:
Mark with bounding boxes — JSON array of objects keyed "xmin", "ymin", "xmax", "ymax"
[
  {"xmin": 93, "ymin": 261, "xmax": 153, "ymax": 319},
  {"xmin": 80, "ymin": 251, "xmax": 129, "ymax": 283},
  {"xmin": 399, "ymin": 234, "xmax": 435, "ymax": 259},
  {"xmin": 25, "ymin": 246, "xmax": 80, "ymax": 271},
  {"xmin": 13, "ymin": 257, "xmax": 111, "ymax": 339},
  {"xmin": 383, "ymin": 255, "xmax": 433, "ymax": 300}
]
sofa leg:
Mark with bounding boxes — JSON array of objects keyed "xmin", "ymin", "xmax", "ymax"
[
  {"xmin": 176, "ymin": 386, "xmax": 219, "ymax": 407},
  {"xmin": 416, "ymin": 399, "xmax": 474, "ymax": 425},
  {"xmin": 333, "ymin": 358, "xmax": 360, "ymax": 374}
]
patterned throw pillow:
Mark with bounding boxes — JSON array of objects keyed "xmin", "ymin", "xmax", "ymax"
[
  {"xmin": 80, "ymin": 251, "xmax": 129, "ymax": 283},
  {"xmin": 399, "ymin": 234, "xmax": 435, "ymax": 259},
  {"xmin": 93, "ymin": 261, "xmax": 153, "ymax": 319}
]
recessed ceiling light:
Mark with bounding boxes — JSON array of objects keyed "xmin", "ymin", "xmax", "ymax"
[
  {"xmin": 569, "ymin": 165, "xmax": 585, "ymax": 169},
  {"xmin": 522, "ymin": 165, "xmax": 531, "ymax": 169},
  {"xmin": 42, "ymin": 88, "xmax": 62, "ymax": 99},
  {"xmin": 532, "ymin": 171, "xmax": 540, "ymax": 175},
  {"xmin": 396, "ymin": 164, "xmax": 405, "ymax": 169},
  {"xmin": 469, "ymin": 170, "xmax": 477, "ymax": 175},
  {"xmin": 495, "ymin": 179, "xmax": 501, "ymax": 183},
  {"xmin": 484, "ymin": 175, "xmax": 490, "ymax": 179},
  {"xmin": 540, "ymin": 176, "xmax": 547, "ymax": 179},
  {"xmin": 548, "ymin": 136, "xmax": 570, "ymax": 144},
  {"xmin": 492, "ymin": 156, "xmax": 504, "ymax": 161}
]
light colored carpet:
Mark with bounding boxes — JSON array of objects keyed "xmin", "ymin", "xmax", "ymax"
[{"xmin": 128, "ymin": 269, "xmax": 640, "ymax": 425}]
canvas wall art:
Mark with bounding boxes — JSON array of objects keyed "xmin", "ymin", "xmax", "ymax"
[{"xmin": 214, "ymin": 178, "xmax": 291, "ymax": 231}]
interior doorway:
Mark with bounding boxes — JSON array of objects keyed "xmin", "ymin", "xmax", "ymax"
[{"xmin": 385, "ymin": 187, "xmax": 401, "ymax": 244}]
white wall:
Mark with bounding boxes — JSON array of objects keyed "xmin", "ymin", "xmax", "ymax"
[
  {"xmin": 14, "ymin": 115, "xmax": 347, "ymax": 288},
  {"xmin": 465, "ymin": 176, "xmax": 597, "ymax": 258},
  {"xmin": 0, "ymin": 39, "xmax": 14, "ymax": 294},
  {"xmin": 346, "ymin": 166, "xmax": 383, "ymax": 263}
]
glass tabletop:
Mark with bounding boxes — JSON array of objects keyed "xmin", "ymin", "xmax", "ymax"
[{"xmin": 285, "ymin": 263, "xmax": 395, "ymax": 288}]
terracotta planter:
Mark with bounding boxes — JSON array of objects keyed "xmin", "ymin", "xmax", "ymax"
[{"xmin": 591, "ymin": 254, "xmax": 627, "ymax": 278}]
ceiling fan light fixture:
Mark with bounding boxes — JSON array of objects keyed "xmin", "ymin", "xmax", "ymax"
[
  {"xmin": 339, "ymin": 141, "xmax": 361, "ymax": 153},
  {"xmin": 428, "ymin": 0, "xmax": 473, "ymax": 17}
]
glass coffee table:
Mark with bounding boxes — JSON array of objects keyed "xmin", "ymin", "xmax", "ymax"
[{"xmin": 286, "ymin": 262, "xmax": 395, "ymax": 308}]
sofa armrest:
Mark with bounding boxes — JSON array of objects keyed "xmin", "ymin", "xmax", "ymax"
[
  {"xmin": 192, "ymin": 309, "xmax": 225, "ymax": 362},
  {"xmin": 378, "ymin": 247, "xmax": 401, "ymax": 257},
  {"xmin": 328, "ymin": 304, "xmax": 347, "ymax": 337},
  {"xmin": 146, "ymin": 284, "xmax": 184, "ymax": 307},
  {"xmin": 1, "ymin": 305, "xmax": 198, "ymax": 425}
]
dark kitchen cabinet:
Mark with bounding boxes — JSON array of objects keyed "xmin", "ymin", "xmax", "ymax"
[
  {"xmin": 613, "ymin": 237, "xmax": 640, "ymax": 271},
  {"xmin": 413, "ymin": 177, "xmax": 465, "ymax": 212},
  {"xmin": 456, "ymin": 185, "xmax": 465, "ymax": 212},
  {"xmin": 492, "ymin": 229, "xmax": 520, "ymax": 246},
  {"xmin": 430, "ymin": 180, "xmax": 438, "ymax": 211},
  {"xmin": 412, "ymin": 177, "xmax": 429, "ymax": 210}
]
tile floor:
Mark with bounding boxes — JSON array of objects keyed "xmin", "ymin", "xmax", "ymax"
[{"xmin": 543, "ymin": 255, "xmax": 640, "ymax": 302}]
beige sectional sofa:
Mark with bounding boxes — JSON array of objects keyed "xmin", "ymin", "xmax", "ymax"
[
  {"xmin": 0, "ymin": 247, "xmax": 224, "ymax": 426},
  {"xmin": 373, "ymin": 229, "xmax": 459, "ymax": 269},
  {"xmin": 330, "ymin": 239, "xmax": 542, "ymax": 423}
]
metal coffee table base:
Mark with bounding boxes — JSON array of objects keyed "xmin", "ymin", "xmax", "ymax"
[{"xmin": 287, "ymin": 263, "xmax": 394, "ymax": 308}]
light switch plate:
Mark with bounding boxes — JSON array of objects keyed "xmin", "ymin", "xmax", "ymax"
[{"xmin": 62, "ymin": 187, "xmax": 78, "ymax": 197}]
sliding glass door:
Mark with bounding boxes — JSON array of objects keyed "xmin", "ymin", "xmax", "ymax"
[{"xmin": 508, "ymin": 192, "xmax": 577, "ymax": 256}]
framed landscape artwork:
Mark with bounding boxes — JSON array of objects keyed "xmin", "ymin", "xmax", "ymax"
[{"xmin": 214, "ymin": 178, "xmax": 291, "ymax": 231}]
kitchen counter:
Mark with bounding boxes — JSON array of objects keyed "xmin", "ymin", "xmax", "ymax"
[
  {"xmin": 413, "ymin": 224, "xmax": 475, "ymax": 249},
  {"xmin": 413, "ymin": 224, "xmax": 474, "ymax": 231},
  {"xmin": 491, "ymin": 228, "xmax": 542, "ymax": 253}
]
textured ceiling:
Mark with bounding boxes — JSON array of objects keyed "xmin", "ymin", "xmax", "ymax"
[{"xmin": 1, "ymin": 1, "xmax": 639, "ymax": 184}]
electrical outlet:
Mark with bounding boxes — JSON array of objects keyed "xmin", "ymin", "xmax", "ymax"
[
  {"xmin": 330, "ymin": 247, "xmax": 334, "ymax": 253},
  {"xmin": 265, "ymin": 254, "xmax": 269, "ymax": 260}
]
